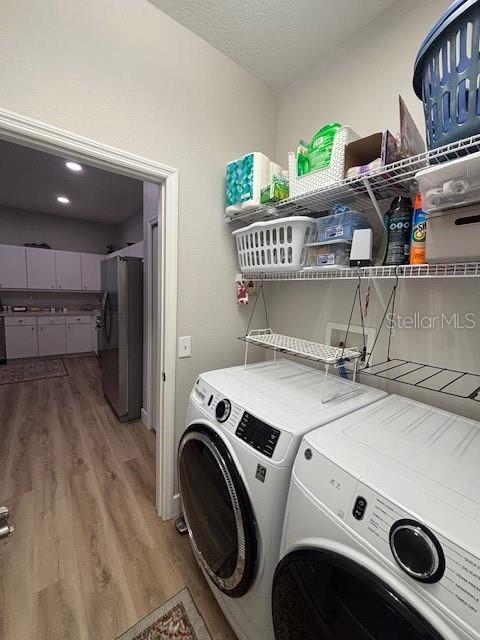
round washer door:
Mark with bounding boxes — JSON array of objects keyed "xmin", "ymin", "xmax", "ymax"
[
  {"xmin": 178, "ymin": 424, "xmax": 257, "ymax": 598},
  {"xmin": 272, "ymin": 549, "xmax": 444, "ymax": 640}
]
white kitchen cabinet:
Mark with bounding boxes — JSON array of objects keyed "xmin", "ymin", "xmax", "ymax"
[
  {"xmin": 81, "ymin": 253, "xmax": 103, "ymax": 291},
  {"xmin": 38, "ymin": 324, "xmax": 67, "ymax": 356},
  {"xmin": 66, "ymin": 322, "xmax": 92, "ymax": 353},
  {"xmin": 55, "ymin": 251, "xmax": 82, "ymax": 290},
  {"xmin": 0, "ymin": 244, "xmax": 28, "ymax": 289},
  {"xmin": 5, "ymin": 324, "xmax": 38, "ymax": 359},
  {"xmin": 26, "ymin": 247, "xmax": 56, "ymax": 290}
]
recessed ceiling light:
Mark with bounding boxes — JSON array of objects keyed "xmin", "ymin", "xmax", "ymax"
[
  {"xmin": 65, "ymin": 161, "xmax": 82, "ymax": 172},
  {"xmin": 57, "ymin": 196, "xmax": 70, "ymax": 204}
]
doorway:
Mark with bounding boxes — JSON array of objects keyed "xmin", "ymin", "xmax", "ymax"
[{"xmin": 0, "ymin": 107, "xmax": 178, "ymax": 520}]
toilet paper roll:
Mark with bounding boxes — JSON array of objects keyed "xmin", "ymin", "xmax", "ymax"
[{"xmin": 443, "ymin": 179, "xmax": 470, "ymax": 194}]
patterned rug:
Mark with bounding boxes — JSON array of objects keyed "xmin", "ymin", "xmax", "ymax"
[
  {"xmin": 0, "ymin": 358, "xmax": 68, "ymax": 384},
  {"xmin": 117, "ymin": 588, "xmax": 213, "ymax": 640}
]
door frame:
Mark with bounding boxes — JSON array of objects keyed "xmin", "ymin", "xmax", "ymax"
[{"xmin": 0, "ymin": 107, "xmax": 179, "ymax": 520}]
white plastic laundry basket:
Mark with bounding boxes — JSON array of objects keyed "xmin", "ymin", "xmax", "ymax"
[{"xmin": 233, "ymin": 216, "xmax": 316, "ymax": 273}]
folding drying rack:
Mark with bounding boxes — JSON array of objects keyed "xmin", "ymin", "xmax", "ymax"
[{"xmin": 240, "ymin": 284, "xmax": 361, "ymax": 403}]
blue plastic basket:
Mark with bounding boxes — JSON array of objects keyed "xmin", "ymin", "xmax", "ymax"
[{"xmin": 413, "ymin": 0, "xmax": 480, "ymax": 149}]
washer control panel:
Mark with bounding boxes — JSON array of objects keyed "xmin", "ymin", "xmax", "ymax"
[
  {"xmin": 235, "ymin": 412, "xmax": 280, "ymax": 458},
  {"xmin": 346, "ymin": 482, "xmax": 480, "ymax": 635}
]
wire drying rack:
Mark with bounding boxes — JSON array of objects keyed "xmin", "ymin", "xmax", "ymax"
[{"xmin": 240, "ymin": 284, "xmax": 361, "ymax": 403}]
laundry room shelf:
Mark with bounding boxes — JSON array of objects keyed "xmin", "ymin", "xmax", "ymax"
[
  {"xmin": 240, "ymin": 262, "xmax": 480, "ymax": 281},
  {"xmin": 361, "ymin": 359, "xmax": 480, "ymax": 403},
  {"xmin": 240, "ymin": 329, "xmax": 360, "ymax": 365},
  {"xmin": 225, "ymin": 133, "xmax": 480, "ymax": 224},
  {"xmin": 241, "ymin": 329, "xmax": 361, "ymax": 403}
]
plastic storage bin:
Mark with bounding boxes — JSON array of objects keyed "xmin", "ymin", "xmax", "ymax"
[
  {"xmin": 315, "ymin": 209, "xmax": 370, "ymax": 242},
  {"xmin": 233, "ymin": 216, "xmax": 316, "ymax": 273},
  {"xmin": 413, "ymin": 0, "xmax": 480, "ymax": 149},
  {"xmin": 416, "ymin": 150, "xmax": 480, "ymax": 212},
  {"xmin": 426, "ymin": 204, "xmax": 480, "ymax": 262},
  {"xmin": 304, "ymin": 239, "xmax": 351, "ymax": 270},
  {"xmin": 288, "ymin": 127, "xmax": 360, "ymax": 197}
]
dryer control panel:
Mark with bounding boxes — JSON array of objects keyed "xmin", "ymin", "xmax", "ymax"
[
  {"xmin": 235, "ymin": 412, "xmax": 280, "ymax": 459},
  {"xmin": 190, "ymin": 376, "xmax": 285, "ymax": 461}
]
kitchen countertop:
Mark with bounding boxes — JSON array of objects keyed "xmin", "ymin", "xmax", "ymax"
[{"xmin": 0, "ymin": 310, "xmax": 99, "ymax": 317}]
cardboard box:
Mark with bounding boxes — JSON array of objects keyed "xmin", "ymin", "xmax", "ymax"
[{"xmin": 344, "ymin": 96, "xmax": 426, "ymax": 179}]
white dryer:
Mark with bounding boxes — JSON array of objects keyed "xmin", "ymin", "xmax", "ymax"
[
  {"xmin": 273, "ymin": 394, "xmax": 480, "ymax": 640},
  {"xmin": 178, "ymin": 359, "xmax": 387, "ymax": 640}
]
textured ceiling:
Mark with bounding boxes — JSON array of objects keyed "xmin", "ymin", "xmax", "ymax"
[
  {"xmin": 0, "ymin": 140, "xmax": 143, "ymax": 224},
  {"xmin": 149, "ymin": 0, "xmax": 398, "ymax": 88}
]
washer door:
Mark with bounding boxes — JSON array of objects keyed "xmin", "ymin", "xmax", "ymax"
[
  {"xmin": 272, "ymin": 549, "xmax": 444, "ymax": 639},
  {"xmin": 178, "ymin": 424, "xmax": 257, "ymax": 598}
]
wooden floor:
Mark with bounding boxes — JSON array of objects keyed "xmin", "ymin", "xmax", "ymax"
[{"xmin": 0, "ymin": 355, "xmax": 236, "ymax": 640}]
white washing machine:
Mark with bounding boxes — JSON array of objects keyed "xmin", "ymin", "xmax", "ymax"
[
  {"xmin": 272, "ymin": 394, "xmax": 480, "ymax": 640},
  {"xmin": 177, "ymin": 359, "xmax": 387, "ymax": 640}
]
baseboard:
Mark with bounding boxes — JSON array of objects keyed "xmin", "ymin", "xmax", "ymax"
[{"xmin": 141, "ymin": 407, "xmax": 152, "ymax": 430}]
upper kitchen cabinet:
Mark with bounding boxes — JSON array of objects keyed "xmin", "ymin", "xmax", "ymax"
[
  {"xmin": 26, "ymin": 247, "xmax": 56, "ymax": 290},
  {"xmin": 55, "ymin": 250, "xmax": 82, "ymax": 290},
  {"xmin": 81, "ymin": 253, "xmax": 103, "ymax": 291},
  {"xmin": 0, "ymin": 244, "xmax": 27, "ymax": 289}
]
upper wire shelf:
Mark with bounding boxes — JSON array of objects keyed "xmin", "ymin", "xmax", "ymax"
[
  {"xmin": 241, "ymin": 262, "xmax": 480, "ymax": 281},
  {"xmin": 225, "ymin": 133, "xmax": 480, "ymax": 224}
]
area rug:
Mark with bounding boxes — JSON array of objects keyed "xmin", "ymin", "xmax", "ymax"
[
  {"xmin": 0, "ymin": 358, "xmax": 68, "ymax": 384},
  {"xmin": 117, "ymin": 588, "xmax": 213, "ymax": 640}
]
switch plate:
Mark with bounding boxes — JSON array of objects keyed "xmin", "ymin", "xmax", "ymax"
[{"xmin": 178, "ymin": 336, "xmax": 191, "ymax": 358}]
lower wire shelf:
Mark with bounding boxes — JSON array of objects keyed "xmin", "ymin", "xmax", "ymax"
[{"xmin": 361, "ymin": 359, "xmax": 480, "ymax": 403}]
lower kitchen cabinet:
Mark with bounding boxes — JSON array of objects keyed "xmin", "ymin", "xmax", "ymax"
[
  {"xmin": 38, "ymin": 324, "xmax": 67, "ymax": 356},
  {"xmin": 5, "ymin": 325, "xmax": 38, "ymax": 359},
  {"xmin": 66, "ymin": 322, "xmax": 92, "ymax": 353}
]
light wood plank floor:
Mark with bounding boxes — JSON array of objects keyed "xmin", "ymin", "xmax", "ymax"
[{"xmin": 0, "ymin": 355, "xmax": 236, "ymax": 640}]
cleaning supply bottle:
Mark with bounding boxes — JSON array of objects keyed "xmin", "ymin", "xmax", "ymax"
[
  {"xmin": 383, "ymin": 196, "xmax": 414, "ymax": 265},
  {"xmin": 409, "ymin": 193, "xmax": 427, "ymax": 264},
  {"xmin": 296, "ymin": 140, "xmax": 310, "ymax": 176},
  {"xmin": 308, "ymin": 123, "xmax": 342, "ymax": 173}
]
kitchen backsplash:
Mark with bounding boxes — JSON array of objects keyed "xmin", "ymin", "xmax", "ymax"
[{"xmin": 0, "ymin": 290, "xmax": 100, "ymax": 311}]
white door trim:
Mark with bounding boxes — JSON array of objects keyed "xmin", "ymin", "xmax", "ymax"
[{"xmin": 0, "ymin": 107, "xmax": 179, "ymax": 521}]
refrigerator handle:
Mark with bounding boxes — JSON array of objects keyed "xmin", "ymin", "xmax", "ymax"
[
  {"xmin": 101, "ymin": 289, "xmax": 111, "ymax": 343},
  {"xmin": 105, "ymin": 290, "xmax": 112, "ymax": 344}
]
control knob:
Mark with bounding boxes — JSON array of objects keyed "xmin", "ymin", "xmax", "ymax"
[
  {"xmin": 215, "ymin": 399, "xmax": 231, "ymax": 423},
  {"xmin": 389, "ymin": 519, "xmax": 445, "ymax": 583}
]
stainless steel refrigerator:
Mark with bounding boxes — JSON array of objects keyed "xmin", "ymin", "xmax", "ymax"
[{"xmin": 99, "ymin": 256, "xmax": 143, "ymax": 422}]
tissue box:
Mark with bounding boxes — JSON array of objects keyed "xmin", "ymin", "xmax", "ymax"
[{"xmin": 260, "ymin": 175, "xmax": 289, "ymax": 204}]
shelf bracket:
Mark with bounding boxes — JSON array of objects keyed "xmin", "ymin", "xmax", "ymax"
[{"xmin": 362, "ymin": 177, "xmax": 385, "ymax": 229}]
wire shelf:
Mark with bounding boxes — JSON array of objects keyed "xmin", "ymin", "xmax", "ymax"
[
  {"xmin": 241, "ymin": 262, "xmax": 480, "ymax": 281},
  {"xmin": 241, "ymin": 329, "xmax": 360, "ymax": 365},
  {"xmin": 361, "ymin": 359, "xmax": 480, "ymax": 403},
  {"xmin": 225, "ymin": 133, "xmax": 480, "ymax": 224}
]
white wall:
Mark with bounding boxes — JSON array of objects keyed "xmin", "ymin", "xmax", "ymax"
[
  {"xmin": 271, "ymin": 0, "xmax": 480, "ymax": 421},
  {"xmin": 117, "ymin": 209, "xmax": 144, "ymax": 247},
  {"xmin": 0, "ymin": 0, "xmax": 277, "ymax": 474},
  {"xmin": 276, "ymin": 0, "xmax": 451, "ymax": 163},
  {"xmin": 0, "ymin": 205, "xmax": 117, "ymax": 254}
]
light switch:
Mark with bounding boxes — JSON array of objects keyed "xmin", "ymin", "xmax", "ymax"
[{"xmin": 178, "ymin": 336, "xmax": 192, "ymax": 358}]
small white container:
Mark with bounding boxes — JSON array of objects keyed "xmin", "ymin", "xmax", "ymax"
[
  {"xmin": 416, "ymin": 151, "xmax": 480, "ymax": 213},
  {"xmin": 426, "ymin": 205, "xmax": 480, "ymax": 263},
  {"xmin": 304, "ymin": 239, "xmax": 351, "ymax": 269},
  {"xmin": 233, "ymin": 216, "xmax": 316, "ymax": 272}
]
